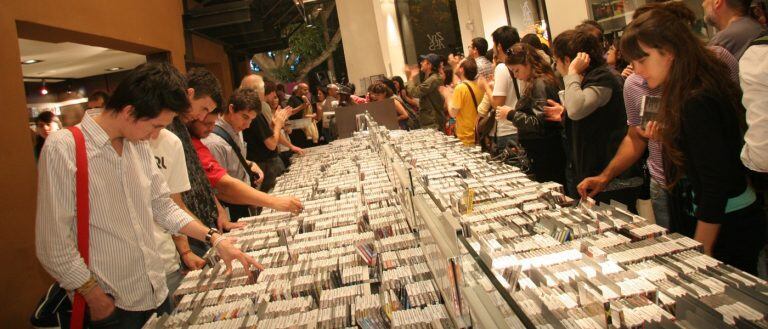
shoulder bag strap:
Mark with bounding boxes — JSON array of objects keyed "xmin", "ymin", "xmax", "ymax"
[
  {"xmin": 212, "ymin": 125, "xmax": 258, "ymax": 186},
  {"xmin": 462, "ymin": 82, "xmax": 479, "ymax": 110},
  {"xmin": 507, "ymin": 67, "xmax": 521, "ymax": 99},
  {"xmin": 67, "ymin": 126, "xmax": 89, "ymax": 329}
]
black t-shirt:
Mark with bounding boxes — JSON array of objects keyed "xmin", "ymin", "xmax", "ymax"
[
  {"xmin": 287, "ymin": 95, "xmax": 306, "ymax": 120},
  {"xmin": 243, "ymin": 113, "xmax": 278, "ymax": 162}
]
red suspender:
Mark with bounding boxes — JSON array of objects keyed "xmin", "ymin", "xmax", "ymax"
[{"xmin": 67, "ymin": 126, "xmax": 89, "ymax": 329}]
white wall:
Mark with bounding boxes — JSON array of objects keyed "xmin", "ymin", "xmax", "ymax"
[
  {"xmin": 543, "ymin": 0, "xmax": 589, "ymax": 38},
  {"xmin": 337, "ymin": 0, "xmax": 407, "ymax": 88},
  {"xmin": 455, "ymin": 0, "xmax": 510, "ymax": 53},
  {"xmin": 336, "ymin": 0, "xmax": 387, "ymax": 88}
]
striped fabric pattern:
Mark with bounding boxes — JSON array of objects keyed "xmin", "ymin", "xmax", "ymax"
[{"xmin": 35, "ymin": 110, "xmax": 194, "ymax": 311}]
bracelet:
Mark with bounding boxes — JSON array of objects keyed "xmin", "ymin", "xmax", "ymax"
[
  {"xmin": 76, "ymin": 276, "xmax": 98, "ymax": 296},
  {"xmin": 212, "ymin": 235, "xmax": 227, "ymax": 251}
]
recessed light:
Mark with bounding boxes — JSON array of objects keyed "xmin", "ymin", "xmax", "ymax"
[
  {"xmin": 21, "ymin": 59, "xmax": 43, "ymax": 64},
  {"xmin": 106, "ymin": 67, "xmax": 123, "ymax": 72}
]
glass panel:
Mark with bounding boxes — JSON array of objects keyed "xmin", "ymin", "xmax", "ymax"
[
  {"xmin": 395, "ymin": 0, "xmax": 464, "ymax": 64},
  {"xmin": 506, "ymin": 0, "xmax": 552, "ymax": 42},
  {"xmin": 587, "ymin": 0, "xmax": 715, "ymax": 39}
]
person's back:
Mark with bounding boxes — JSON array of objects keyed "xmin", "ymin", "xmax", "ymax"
[
  {"xmin": 452, "ymin": 80, "xmax": 483, "ymax": 145},
  {"xmin": 740, "ymin": 32, "xmax": 768, "ymax": 173},
  {"xmin": 705, "ymin": 0, "xmax": 766, "ymax": 59}
]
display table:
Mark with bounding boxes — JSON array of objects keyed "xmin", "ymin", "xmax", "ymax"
[{"xmin": 143, "ymin": 115, "xmax": 768, "ymax": 329}]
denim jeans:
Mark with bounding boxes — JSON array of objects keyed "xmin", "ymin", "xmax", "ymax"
[
  {"xmin": 650, "ymin": 179, "xmax": 671, "ymax": 229},
  {"xmin": 495, "ymin": 134, "xmax": 519, "ymax": 154},
  {"xmin": 164, "ymin": 269, "xmax": 184, "ymax": 312}
]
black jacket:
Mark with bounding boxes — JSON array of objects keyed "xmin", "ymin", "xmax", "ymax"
[
  {"xmin": 565, "ymin": 65, "xmax": 628, "ymax": 184},
  {"xmin": 507, "ymin": 78, "xmax": 563, "ymax": 141}
]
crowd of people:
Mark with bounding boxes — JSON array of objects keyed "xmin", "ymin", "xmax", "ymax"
[{"xmin": 30, "ymin": 0, "xmax": 767, "ymax": 327}]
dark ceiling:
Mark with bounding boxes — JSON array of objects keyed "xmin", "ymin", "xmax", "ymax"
[{"xmin": 184, "ymin": 0, "xmax": 330, "ymax": 58}]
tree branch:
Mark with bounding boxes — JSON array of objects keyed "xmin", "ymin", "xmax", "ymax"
[{"xmin": 294, "ymin": 29, "xmax": 342, "ymax": 81}]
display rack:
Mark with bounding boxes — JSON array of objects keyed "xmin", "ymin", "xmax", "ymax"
[{"xmin": 143, "ymin": 113, "xmax": 768, "ymax": 329}]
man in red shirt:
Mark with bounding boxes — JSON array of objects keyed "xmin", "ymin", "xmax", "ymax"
[{"xmin": 187, "ymin": 109, "xmax": 303, "ymax": 213}]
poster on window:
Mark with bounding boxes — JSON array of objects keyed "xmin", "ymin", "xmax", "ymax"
[{"xmin": 396, "ymin": 0, "xmax": 462, "ymax": 64}]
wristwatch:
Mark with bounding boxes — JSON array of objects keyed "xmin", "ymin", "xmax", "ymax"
[{"xmin": 205, "ymin": 228, "xmax": 220, "ymax": 245}]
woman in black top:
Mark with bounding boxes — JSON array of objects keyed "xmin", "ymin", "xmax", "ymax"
[
  {"xmin": 622, "ymin": 6, "xmax": 766, "ymax": 274},
  {"xmin": 496, "ymin": 43, "xmax": 565, "ymax": 185},
  {"xmin": 547, "ymin": 29, "xmax": 640, "ymax": 210}
]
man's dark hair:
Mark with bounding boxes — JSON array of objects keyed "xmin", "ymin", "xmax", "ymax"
[
  {"xmin": 725, "ymin": 0, "xmax": 752, "ymax": 15},
  {"xmin": 580, "ymin": 20, "xmax": 604, "ymax": 34},
  {"xmin": 187, "ymin": 68, "xmax": 223, "ymax": 109},
  {"xmin": 461, "ymin": 59, "xmax": 478, "ymax": 80},
  {"xmin": 521, "ymin": 34, "xmax": 552, "ymax": 56},
  {"xmin": 276, "ymin": 83, "xmax": 285, "ymax": 92},
  {"xmin": 491, "ymin": 26, "xmax": 521, "ymax": 52},
  {"xmin": 35, "ymin": 111, "xmax": 55, "ymax": 124},
  {"xmin": 471, "ymin": 37, "xmax": 489, "ymax": 56},
  {"xmin": 264, "ymin": 80, "xmax": 277, "ymax": 96},
  {"xmin": 229, "ymin": 88, "xmax": 262, "ymax": 114},
  {"xmin": 104, "ymin": 62, "xmax": 190, "ymax": 120},
  {"xmin": 88, "ymin": 91, "xmax": 110, "ymax": 104},
  {"xmin": 553, "ymin": 29, "xmax": 606, "ymax": 70}
]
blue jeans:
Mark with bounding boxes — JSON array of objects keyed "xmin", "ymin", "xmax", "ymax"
[
  {"xmin": 164, "ymin": 269, "xmax": 184, "ymax": 312},
  {"xmin": 495, "ymin": 134, "xmax": 519, "ymax": 153},
  {"xmin": 650, "ymin": 179, "xmax": 671, "ymax": 229}
]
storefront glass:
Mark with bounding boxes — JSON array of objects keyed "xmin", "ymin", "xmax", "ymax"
[
  {"xmin": 395, "ymin": 0, "xmax": 464, "ymax": 64},
  {"xmin": 587, "ymin": 0, "xmax": 714, "ymax": 39},
  {"xmin": 506, "ymin": 0, "xmax": 551, "ymax": 42}
]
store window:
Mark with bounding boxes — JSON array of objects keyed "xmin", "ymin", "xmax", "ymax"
[
  {"xmin": 395, "ymin": 0, "xmax": 463, "ymax": 64},
  {"xmin": 505, "ymin": 0, "xmax": 552, "ymax": 43},
  {"xmin": 587, "ymin": 0, "xmax": 714, "ymax": 38}
]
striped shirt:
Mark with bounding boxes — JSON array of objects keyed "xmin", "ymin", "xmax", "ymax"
[
  {"xmin": 623, "ymin": 46, "xmax": 739, "ymax": 185},
  {"xmin": 35, "ymin": 110, "xmax": 194, "ymax": 311}
]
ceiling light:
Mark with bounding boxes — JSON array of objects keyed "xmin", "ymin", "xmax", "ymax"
[
  {"xmin": 40, "ymin": 79, "xmax": 48, "ymax": 95},
  {"xmin": 22, "ymin": 59, "xmax": 43, "ymax": 64},
  {"xmin": 106, "ymin": 67, "xmax": 123, "ymax": 72}
]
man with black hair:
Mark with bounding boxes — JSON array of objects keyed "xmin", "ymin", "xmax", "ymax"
[
  {"xmin": 202, "ymin": 88, "xmax": 266, "ymax": 220},
  {"xmin": 468, "ymin": 37, "xmax": 493, "ymax": 80},
  {"xmin": 406, "ymin": 53, "xmax": 445, "ymax": 130},
  {"xmin": 36, "ymin": 62, "xmax": 263, "ymax": 327},
  {"xmin": 482, "ymin": 25, "xmax": 521, "ymax": 152},
  {"xmin": 33, "ymin": 111, "xmax": 57, "ymax": 161},
  {"xmin": 87, "ymin": 91, "xmax": 109, "ymax": 109},
  {"xmin": 164, "ymin": 68, "xmax": 229, "ymax": 257},
  {"xmin": 704, "ymin": 0, "xmax": 765, "ymax": 59}
]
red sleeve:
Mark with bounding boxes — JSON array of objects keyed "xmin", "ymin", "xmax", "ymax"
[{"xmin": 191, "ymin": 138, "xmax": 227, "ymax": 187}]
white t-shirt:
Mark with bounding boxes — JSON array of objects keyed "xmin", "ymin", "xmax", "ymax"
[
  {"xmin": 492, "ymin": 63, "xmax": 519, "ymax": 136},
  {"xmin": 149, "ymin": 129, "xmax": 192, "ymax": 274}
]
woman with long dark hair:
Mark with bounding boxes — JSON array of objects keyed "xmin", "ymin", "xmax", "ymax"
[
  {"xmin": 496, "ymin": 43, "xmax": 565, "ymax": 184},
  {"xmin": 392, "ymin": 76, "xmax": 419, "ymax": 110},
  {"xmin": 622, "ymin": 7, "xmax": 766, "ymax": 274}
]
